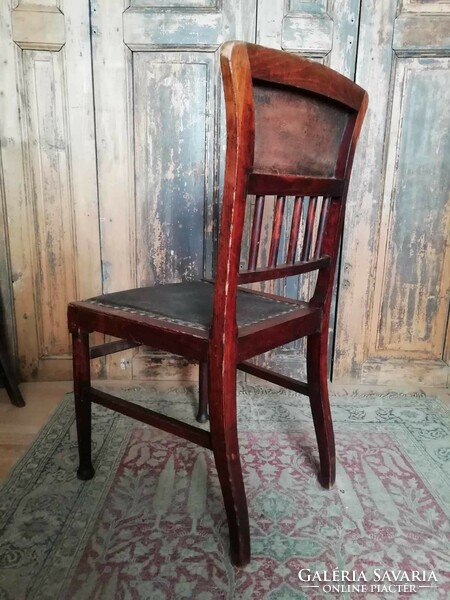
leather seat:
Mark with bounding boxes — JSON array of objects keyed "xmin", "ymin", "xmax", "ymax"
[{"xmin": 82, "ymin": 281, "xmax": 305, "ymax": 331}]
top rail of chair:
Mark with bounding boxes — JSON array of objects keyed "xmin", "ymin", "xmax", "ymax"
[{"xmin": 220, "ymin": 41, "xmax": 367, "ymax": 112}]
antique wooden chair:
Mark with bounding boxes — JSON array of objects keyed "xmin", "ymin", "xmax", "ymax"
[{"xmin": 68, "ymin": 41, "xmax": 367, "ymax": 567}]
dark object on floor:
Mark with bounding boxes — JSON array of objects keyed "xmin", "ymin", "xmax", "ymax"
[
  {"xmin": 0, "ymin": 344, "xmax": 25, "ymax": 407},
  {"xmin": 68, "ymin": 41, "xmax": 368, "ymax": 566},
  {"xmin": 0, "ymin": 280, "xmax": 24, "ymax": 407}
]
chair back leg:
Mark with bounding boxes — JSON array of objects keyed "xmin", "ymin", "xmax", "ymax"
[
  {"xmin": 73, "ymin": 330, "xmax": 95, "ymax": 481},
  {"xmin": 306, "ymin": 330, "xmax": 336, "ymax": 488},
  {"xmin": 208, "ymin": 358, "xmax": 250, "ymax": 567},
  {"xmin": 196, "ymin": 361, "xmax": 209, "ymax": 423}
]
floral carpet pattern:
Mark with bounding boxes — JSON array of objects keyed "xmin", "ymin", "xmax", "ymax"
[{"xmin": 1, "ymin": 385, "xmax": 450, "ymax": 599}]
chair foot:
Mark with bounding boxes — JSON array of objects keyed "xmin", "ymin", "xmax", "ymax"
[
  {"xmin": 307, "ymin": 332, "xmax": 336, "ymax": 489},
  {"xmin": 217, "ymin": 448, "xmax": 250, "ymax": 567},
  {"xmin": 215, "ymin": 453, "xmax": 250, "ymax": 566},
  {"xmin": 209, "ymin": 361, "xmax": 250, "ymax": 567},
  {"xmin": 230, "ymin": 540, "xmax": 251, "ymax": 567},
  {"xmin": 195, "ymin": 411, "xmax": 209, "ymax": 424},
  {"xmin": 318, "ymin": 469, "xmax": 334, "ymax": 489},
  {"xmin": 196, "ymin": 361, "xmax": 209, "ymax": 423},
  {"xmin": 77, "ymin": 464, "xmax": 95, "ymax": 481},
  {"xmin": 73, "ymin": 330, "xmax": 94, "ymax": 483}
]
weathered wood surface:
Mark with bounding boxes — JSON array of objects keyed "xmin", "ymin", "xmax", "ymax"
[
  {"xmin": 12, "ymin": 4, "xmax": 65, "ymax": 51},
  {"xmin": 335, "ymin": 0, "xmax": 450, "ymax": 386},
  {"xmin": 0, "ymin": 0, "xmax": 101, "ymax": 380},
  {"xmin": 92, "ymin": 0, "xmax": 255, "ymax": 379},
  {"xmin": 123, "ymin": 8, "xmax": 223, "ymax": 49},
  {"xmin": 0, "ymin": 1, "xmax": 37, "ymax": 379},
  {"xmin": 132, "ymin": 0, "xmax": 218, "ymax": 6},
  {"xmin": 90, "ymin": 0, "xmax": 136, "ymax": 378},
  {"xmin": 393, "ymin": 14, "xmax": 450, "ymax": 53},
  {"xmin": 254, "ymin": 0, "xmax": 361, "ymax": 380},
  {"xmin": 373, "ymin": 60, "xmax": 450, "ymax": 359},
  {"xmin": 22, "ymin": 51, "xmax": 78, "ymax": 359},
  {"xmin": 134, "ymin": 52, "xmax": 213, "ymax": 286},
  {"xmin": 1, "ymin": 0, "xmax": 448, "ymax": 387},
  {"xmin": 256, "ymin": 0, "xmax": 361, "ymax": 76},
  {"xmin": 282, "ymin": 14, "xmax": 333, "ymax": 55}
]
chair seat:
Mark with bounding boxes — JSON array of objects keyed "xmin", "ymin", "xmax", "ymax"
[{"xmin": 77, "ymin": 280, "xmax": 308, "ymax": 331}]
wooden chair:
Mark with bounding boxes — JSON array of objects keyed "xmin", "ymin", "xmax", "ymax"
[{"xmin": 68, "ymin": 41, "xmax": 368, "ymax": 567}]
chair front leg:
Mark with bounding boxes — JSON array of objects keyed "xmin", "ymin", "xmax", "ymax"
[
  {"xmin": 73, "ymin": 329, "xmax": 95, "ymax": 481},
  {"xmin": 208, "ymin": 357, "xmax": 250, "ymax": 567},
  {"xmin": 306, "ymin": 330, "xmax": 336, "ymax": 489},
  {"xmin": 196, "ymin": 361, "xmax": 209, "ymax": 423}
]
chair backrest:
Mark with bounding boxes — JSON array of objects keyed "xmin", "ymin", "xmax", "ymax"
[{"xmin": 211, "ymin": 41, "xmax": 368, "ymax": 343}]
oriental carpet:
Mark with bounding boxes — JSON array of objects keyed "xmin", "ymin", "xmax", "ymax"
[{"xmin": 0, "ymin": 385, "xmax": 449, "ymax": 599}]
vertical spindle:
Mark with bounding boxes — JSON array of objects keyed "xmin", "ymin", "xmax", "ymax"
[
  {"xmin": 268, "ymin": 196, "xmax": 286, "ymax": 267},
  {"xmin": 248, "ymin": 195, "xmax": 264, "ymax": 270},
  {"xmin": 287, "ymin": 196, "xmax": 303, "ymax": 263},
  {"xmin": 314, "ymin": 196, "xmax": 331, "ymax": 258},
  {"xmin": 301, "ymin": 196, "xmax": 317, "ymax": 261}
]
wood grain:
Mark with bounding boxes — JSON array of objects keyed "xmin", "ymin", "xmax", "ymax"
[
  {"xmin": 0, "ymin": 381, "xmax": 71, "ymax": 481},
  {"xmin": 90, "ymin": 0, "xmax": 256, "ymax": 380},
  {"xmin": 335, "ymin": 2, "xmax": 450, "ymax": 385},
  {"xmin": 12, "ymin": 4, "xmax": 65, "ymax": 51},
  {"xmin": 0, "ymin": 0, "xmax": 101, "ymax": 380},
  {"xmin": 373, "ymin": 60, "xmax": 450, "ymax": 360}
]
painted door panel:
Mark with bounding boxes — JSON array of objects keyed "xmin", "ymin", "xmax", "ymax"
[
  {"xmin": 251, "ymin": 0, "xmax": 361, "ymax": 381},
  {"xmin": 1, "ymin": 0, "xmax": 448, "ymax": 386},
  {"xmin": 0, "ymin": 0, "xmax": 102, "ymax": 380},
  {"xmin": 335, "ymin": 0, "xmax": 450, "ymax": 385},
  {"xmin": 91, "ymin": 0, "xmax": 256, "ymax": 378}
]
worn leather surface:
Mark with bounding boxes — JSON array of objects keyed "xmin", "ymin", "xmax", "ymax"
[{"xmin": 87, "ymin": 281, "xmax": 303, "ymax": 329}]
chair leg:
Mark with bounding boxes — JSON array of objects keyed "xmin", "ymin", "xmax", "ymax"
[
  {"xmin": 73, "ymin": 330, "xmax": 95, "ymax": 481},
  {"xmin": 306, "ymin": 330, "xmax": 335, "ymax": 489},
  {"xmin": 196, "ymin": 361, "xmax": 209, "ymax": 423},
  {"xmin": 208, "ymin": 360, "xmax": 250, "ymax": 567},
  {"xmin": 0, "ymin": 345, "xmax": 25, "ymax": 407}
]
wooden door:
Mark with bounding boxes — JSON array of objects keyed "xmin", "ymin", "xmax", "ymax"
[
  {"xmin": 251, "ymin": 0, "xmax": 361, "ymax": 379},
  {"xmin": 0, "ymin": 0, "xmax": 101, "ymax": 380},
  {"xmin": 335, "ymin": 1, "xmax": 450, "ymax": 386},
  {"xmin": 1, "ymin": 0, "xmax": 448, "ymax": 386},
  {"xmin": 91, "ymin": 0, "xmax": 256, "ymax": 378},
  {"xmin": 257, "ymin": 0, "xmax": 360, "ymax": 75}
]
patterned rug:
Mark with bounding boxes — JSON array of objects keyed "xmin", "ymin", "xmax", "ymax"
[{"xmin": 1, "ymin": 385, "xmax": 450, "ymax": 599}]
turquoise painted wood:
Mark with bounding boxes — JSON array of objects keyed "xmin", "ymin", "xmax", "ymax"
[
  {"xmin": 0, "ymin": 0, "xmax": 448, "ymax": 384},
  {"xmin": 0, "ymin": 0, "xmax": 102, "ymax": 381},
  {"xmin": 91, "ymin": 0, "xmax": 256, "ymax": 378},
  {"xmin": 335, "ymin": 0, "xmax": 450, "ymax": 386},
  {"xmin": 253, "ymin": 0, "xmax": 361, "ymax": 381},
  {"xmin": 377, "ymin": 63, "xmax": 450, "ymax": 357},
  {"xmin": 134, "ymin": 53, "xmax": 214, "ymax": 285}
]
